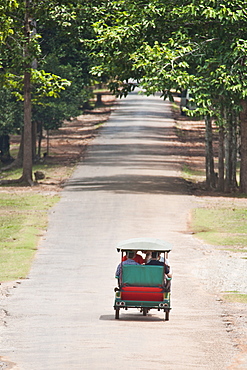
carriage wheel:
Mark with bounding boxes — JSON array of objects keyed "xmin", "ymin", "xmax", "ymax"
[
  {"xmin": 115, "ymin": 308, "xmax": 120, "ymax": 319},
  {"xmin": 142, "ymin": 308, "xmax": 148, "ymax": 316},
  {"xmin": 165, "ymin": 310, "xmax": 169, "ymax": 321}
]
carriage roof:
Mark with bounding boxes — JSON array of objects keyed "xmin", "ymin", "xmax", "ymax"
[{"xmin": 116, "ymin": 237, "xmax": 172, "ymax": 252}]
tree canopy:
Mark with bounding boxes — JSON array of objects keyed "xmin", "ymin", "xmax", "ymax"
[
  {"xmin": 0, "ymin": 0, "xmax": 99, "ymax": 184},
  {"xmin": 91, "ymin": 0, "xmax": 247, "ymax": 192},
  {"xmin": 1, "ymin": 0, "xmax": 247, "ymax": 191}
]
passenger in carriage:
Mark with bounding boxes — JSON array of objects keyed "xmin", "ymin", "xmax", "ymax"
[
  {"xmin": 145, "ymin": 251, "xmax": 172, "ymax": 291},
  {"xmin": 122, "ymin": 251, "xmax": 144, "ymax": 264},
  {"xmin": 145, "ymin": 252, "xmax": 169, "ymax": 272},
  {"xmin": 115, "ymin": 251, "xmax": 140, "ymax": 279},
  {"xmin": 144, "ymin": 251, "xmax": 152, "ymax": 264}
]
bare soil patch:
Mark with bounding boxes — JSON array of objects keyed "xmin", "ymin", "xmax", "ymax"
[{"xmin": 171, "ymin": 97, "xmax": 206, "ymax": 173}]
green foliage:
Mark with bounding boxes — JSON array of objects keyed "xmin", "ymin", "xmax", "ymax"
[
  {"xmin": 0, "ymin": 87, "xmax": 22, "ymax": 135},
  {"xmin": 3, "ymin": 71, "xmax": 71, "ymax": 102},
  {"xmin": 130, "ymin": 41, "xmax": 195, "ymax": 98},
  {"xmin": 32, "ymin": 70, "xmax": 71, "ymax": 102},
  {"xmin": 0, "ymin": 0, "xmax": 99, "ymax": 138},
  {"xmin": 0, "ymin": 0, "xmax": 18, "ymax": 48},
  {"xmin": 91, "ymin": 0, "xmax": 247, "ymax": 115}
]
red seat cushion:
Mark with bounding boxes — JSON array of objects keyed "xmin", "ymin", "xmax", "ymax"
[{"xmin": 121, "ymin": 286, "xmax": 163, "ymax": 301}]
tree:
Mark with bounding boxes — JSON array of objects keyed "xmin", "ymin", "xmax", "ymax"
[
  {"xmin": 91, "ymin": 0, "xmax": 247, "ymax": 192},
  {"xmin": 240, "ymin": 100, "xmax": 247, "ymax": 192},
  {"xmin": 0, "ymin": 0, "xmax": 96, "ymax": 184},
  {"xmin": 22, "ymin": 0, "xmax": 33, "ymax": 185},
  {"xmin": 0, "ymin": 0, "xmax": 58, "ymax": 184}
]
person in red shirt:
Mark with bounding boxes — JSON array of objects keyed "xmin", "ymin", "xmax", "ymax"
[{"xmin": 122, "ymin": 251, "xmax": 144, "ymax": 264}]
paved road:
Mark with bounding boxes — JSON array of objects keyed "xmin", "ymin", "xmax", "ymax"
[{"xmin": 1, "ymin": 93, "xmax": 236, "ymax": 369}]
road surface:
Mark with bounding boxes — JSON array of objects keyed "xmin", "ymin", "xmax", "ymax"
[{"xmin": 1, "ymin": 92, "xmax": 237, "ymax": 369}]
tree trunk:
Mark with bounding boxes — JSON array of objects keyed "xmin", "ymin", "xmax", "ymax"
[
  {"xmin": 46, "ymin": 129, "xmax": 50, "ymax": 155},
  {"xmin": 96, "ymin": 93, "xmax": 102, "ymax": 106},
  {"xmin": 0, "ymin": 135, "xmax": 12, "ymax": 163},
  {"xmin": 231, "ymin": 112, "xmax": 238, "ymax": 190},
  {"xmin": 240, "ymin": 99, "xmax": 247, "ymax": 193},
  {"xmin": 225, "ymin": 111, "xmax": 232, "ymax": 192},
  {"xmin": 205, "ymin": 114, "xmax": 215, "ymax": 189},
  {"xmin": 32, "ymin": 120, "xmax": 37, "ymax": 160},
  {"xmin": 37, "ymin": 122, "xmax": 43, "ymax": 158},
  {"xmin": 217, "ymin": 124, "xmax": 225, "ymax": 191},
  {"xmin": 1, "ymin": 132, "xmax": 23, "ymax": 170},
  {"xmin": 22, "ymin": 0, "xmax": 33, "ymax": 185}
]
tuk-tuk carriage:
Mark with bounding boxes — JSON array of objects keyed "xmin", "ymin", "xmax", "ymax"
[{"xmin": 114, "ymin": 237, "xmax": 172, "ymax": 320}]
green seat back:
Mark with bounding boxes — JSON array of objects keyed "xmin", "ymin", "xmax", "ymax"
[{"xmin": 122, "ymin": 265, "xmax": 164, "ymax": 286}]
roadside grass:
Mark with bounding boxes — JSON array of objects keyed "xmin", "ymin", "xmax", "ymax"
[
  {"xmin": 222, "ymin": 292, "xmax": 247, "ymax": 304},
  {"xmin": 0, "ymin": 193, "xmax": 60, "ymax": 281},
  {"xmin": 181, "ymin": 162, "xmax": 239, "ymax": 187},
  {"xmin": 182, "ymin": 164, "xmax": 205, "ymax": 182},
  {"xmin": 190, "ymin": 207, "xmax": 247, "ymax": 251},
  {"xmin": 0, "ymin": 162, "xmax": 74, "ymax": 184}
]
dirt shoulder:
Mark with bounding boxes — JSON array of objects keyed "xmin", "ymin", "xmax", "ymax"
[{"xmin": 171, "ymin": 97, "xmax": 247, "ymax": 368}]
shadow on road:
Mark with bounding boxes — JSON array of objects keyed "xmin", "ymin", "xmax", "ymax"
[
  {"xmin": 65, "ymin": 174, "xmax": 188, "ymax": 195},
  {"xmin": 99, "ymin": 314, "xmax": 165, "ymax": 322},
  {"xmin": 63, "ymin": 98, "xmax": 203, "ymax": 196},
  {"xmin": 86, "ymin": 142, "xmax": 195, "ymax": 159}
]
